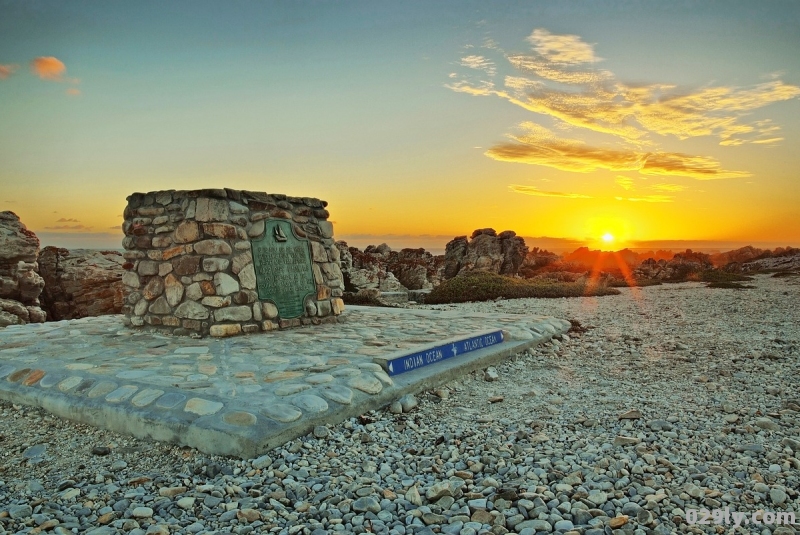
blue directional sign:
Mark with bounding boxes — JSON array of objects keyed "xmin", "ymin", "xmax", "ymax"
[{"xmin": 379, "ymin": 330, "xmax": 505, "ymax": 376}]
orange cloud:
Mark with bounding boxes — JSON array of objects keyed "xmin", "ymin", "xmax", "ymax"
[
  {"xmin": 509, "ymin": 185, "xmax": 591, "ymax": 199},
  {"xmin": 30, "ymin": 56, "xmax": 67, "ymax": 81},
  {"xmin": 487, "ymin": 123, "xmax": 750, "ymax": 180},
  {"xmin": 0, "ymin": 64, "xmax": 19, "ymax": 79},
  {"xmin": 66, "ymin": 88, "xmax": 81, "ymax": 96},
  {"xmin": 640, "ymin": 152, "xmax": 749, "ymax": 180}
]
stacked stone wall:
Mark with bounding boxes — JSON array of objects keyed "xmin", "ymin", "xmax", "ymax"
[{"xmin": 121, "ymin": 189, "xmax": 344, "ymax": 337}]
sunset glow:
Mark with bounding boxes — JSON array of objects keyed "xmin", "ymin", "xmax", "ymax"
[{"xmin": 1, "ymin": 2, "xmax": 799, "ymax": 253}]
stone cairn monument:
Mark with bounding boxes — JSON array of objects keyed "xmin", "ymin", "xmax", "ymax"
[{"xmin": 121, "ymin": 189, "xmax": 345, "ymax": 337}]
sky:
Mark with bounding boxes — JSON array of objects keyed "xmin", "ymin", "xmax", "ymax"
[{"xmin": 2, "ymin": 1, "xmax": 799, "ymax": 254}]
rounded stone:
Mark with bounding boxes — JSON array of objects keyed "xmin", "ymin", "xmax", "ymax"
[
  {"xmin": 291, "ymin": 394, "xmax": 329, "ymax": 414},
  {"xmin": 214, "ymin": 272, "xmax": 240, "ymax": 295},
  {"xmin": 22, "ymin": 369, "xmax": 46, "ymax": 386},
  {"xmin": 305, "ymin": 373, "xmax": 334, "ymax": 385},
  {"xmin": 174, "ymin": 301, "xmax": 209, "ymax": 320},
  {"xmin": 174, "ymin": 221, "xmax": 200, "ymax": 243},
  {"xmin": 184, "ymin": 398, "xmax": 224, "ymax": 416},
  {"xmin": 352, "ymin": 496, "xmax": 381, "ymax": 514},
  {"xmin": 320, "ymin": 385, "xmax": 354, "ymax": 405},
  {"xmin": 132, "ymin": 507, "xmax": 153, "ymax": 518},
  {"xmin": 148, "ymin": 296, "xmax": 171, "ymax": 314},
  {"xmin": 347, "ymin": 375, "xmax": 383, "ymax": 394},
  {"xmin": 264, "ymin": 370, "xmax": 304, "ymax": 382},
  {"xmin": 194, "ymin": 239, "xmax": 232, "ymax": 256},
  {"xmin": 214, "ymin": 305, "xmax": 252, "ymax": 322},
  {"xmin": 275, "ymin": 383, "xmax": 311, "ymax": 396},
  {"xmin": 261, "ymin": 301, "xmax": 279, "ymax": 319},
  {"xmin": 164, "ymin": 273, "xmax": 184, "ymax": 306},
  {"xmin": 238, "ymin": 264, "xmax": 256, "ymax": 290},
  {"xmin": 223, "ymin": 411, "xmax": 257, "ymax": 426},
  {"xmin": 142, "ymin": 276, "xmax": 165, "ymax": 300},
  {"xmin": 262, "ymin": 403, "xmax": 302, "ymax": 423}
]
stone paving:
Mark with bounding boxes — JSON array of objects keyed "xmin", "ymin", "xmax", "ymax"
[{"xmin": 0, "ymin": 306, "xmax": 569, "ymax": 458}]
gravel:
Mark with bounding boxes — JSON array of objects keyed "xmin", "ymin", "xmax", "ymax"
[{"xmin": 1, "ymin": 274, "xmax": 799, "ymax": 534}]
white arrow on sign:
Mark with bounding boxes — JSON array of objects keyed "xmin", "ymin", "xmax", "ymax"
[{"xmin": 388, "ymin": 362, "xmax": 394, "ymax": 373}]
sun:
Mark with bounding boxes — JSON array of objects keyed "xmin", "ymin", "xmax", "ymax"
[{"xmin": 601, "ymin": 232, "xmax": 615, "ymax": 243}]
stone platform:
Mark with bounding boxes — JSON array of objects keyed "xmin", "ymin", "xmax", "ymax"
[{"xmin": 0, "ymin": 306, "xmax": 569, "ymax": 458}]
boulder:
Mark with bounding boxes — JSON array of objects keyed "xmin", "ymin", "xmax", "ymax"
[
  {"xmin": 0, "ymin": 211, "xmax": 46, "ymax": 326},
  {"xmin": 385, "ymin": 248, "xmax": 444, "ymax": 290},
  {"xmin": 443, "ymin": 229, "xmax": 528, "ymax": 279},
  {"xmin": 443, "ymin": 236, "xmax": 468, "ymax": 279},
  {"xmin": 38, "ymin": 247, "xmax": 126, "ymax": 320}
]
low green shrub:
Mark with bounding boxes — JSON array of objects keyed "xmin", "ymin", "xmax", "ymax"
[
  {"xmin": 699, "ymin": 271, "xmax": 753, "ymax": 283},
  {"xmin": 426, "ymin": 271, "xmax": 620, "ymax": 304},
  {"xmin": 706, "ymin": 281, "xmax": 754, "ymax": 289},
  {"xmin": 607, "ymin": 278, "xmax": 662, "ymax": 288}
]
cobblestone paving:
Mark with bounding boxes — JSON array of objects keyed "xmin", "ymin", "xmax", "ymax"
[{"xmin": 0, "ymin": 306, "xmax": 568, "ymax": 457}]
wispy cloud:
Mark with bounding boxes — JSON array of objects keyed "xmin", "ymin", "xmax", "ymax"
[
  {"xmin": 482, "ymin": 38, "xmax": 500, "ymax": 50},
  {"xmin": 0, "ymin": 64, "xmax": 19, "ymax": 79},
  {"xmin": 56, "ymin": 218, "xmax": 80, "ymax": 223},
  {"xmin": 66, "ymin": 88, "xmax": 81, "ymax": 96},
  {"xmin": 448, "ymin": 27, "xmax": 800, "ymax": 186},
  {"xmin": 44, "ymin": 224, "xmax": 93, "ymax": 230},
  {"xmin": 487, "ymin": 122, "xmax": 749, "ymax": 179},
  {"xmin": 509, "ymin": 184, "xmax": 591, "ymax": 199},
  {"xmin": 651, "ymin": 183, "xmax": 687, "ymax": 192},
  {"xmin": 615, "ymin": 195, "xmax": 674, "ymax": 203},
  {"xmin": 30, "ymin": 56, "xmax": 67, "ymax": 81},
  {"xmin": 504, "ymin": 76, "xmax": 543, "ymax": 93},
  {"xmin": 507, "ymin": 55, "xmax": 612, "ymax": 85},
  {"xmin": 526, "ymin": 29, "xmax": 600, "ymax": 64},
  {"xmin": 615, "ymin": 176, "xmax": 634, "ymax": 190},
  {"xmin": 460, "ymin": 55, "xmax": 496, "ymax": 76}
]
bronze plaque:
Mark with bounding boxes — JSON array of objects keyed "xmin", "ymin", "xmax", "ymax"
[{"xmin": 251, "ymin": 220, "xmax": 316, "ymax": 319}]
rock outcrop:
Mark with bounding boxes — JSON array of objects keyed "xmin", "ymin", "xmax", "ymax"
[
  {"xmin": 737, "ymin": 249, "xmax": 800, "ymax": 273},
  {"xmin": 443, "ymin": 229, "xmax": 528, "ymax": 279},
  {"xmin": 0, "ymin": 211, "xmax": 46, "ymax": 326},
  {"xmin": 336, "ymin": 242, "xmax": 444, "ymax": 292},
  {"xmin": 634, "ymin": 250, "xmax": 714, "ymax": 280},
  {"xmin": 384, "ymin": 248, "xmax": 444, "ymax": 290},
  {"xmin": 519, "ymin": 247, "xmax": 560, "ymax": 277},
  {"xmin": 38, "ymin": 247, "xmax": 127, "ymax": 321}
]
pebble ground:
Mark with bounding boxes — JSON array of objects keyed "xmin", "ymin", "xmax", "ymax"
[{"xmin": 1, "ymin": 273, "xmax": 799, "ymax": 535}]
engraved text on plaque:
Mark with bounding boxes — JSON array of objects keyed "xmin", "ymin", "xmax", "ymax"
[{"xmin": 251, "ymin": 220, "xmax": 316, "ymax": 319}]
